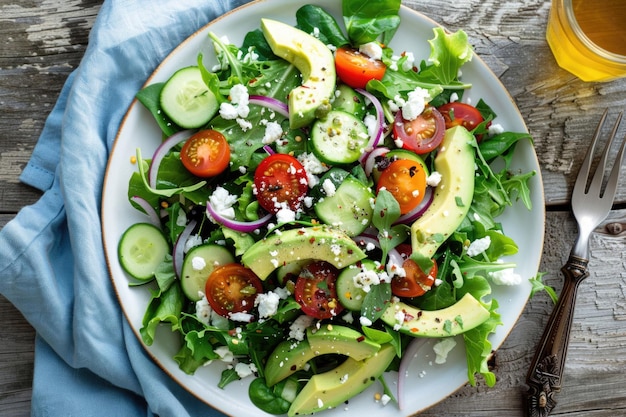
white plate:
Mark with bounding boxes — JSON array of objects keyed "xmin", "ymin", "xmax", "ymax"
[{"xmin": 102, "ymin": 0, "xmax": 546, "ymax": 415}]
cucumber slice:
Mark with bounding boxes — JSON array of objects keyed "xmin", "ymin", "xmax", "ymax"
[
  {"xmin": 160, "ymin": 66, "xmax": 219, "ymax": 129},
  {"xmin": 314, "ymin": 175, "xmax": 374, "ymax": 236},
  {"xmin": 118, "ymin": 223, "xmax": 169, "ymax": 281},
  {"xmin": 332, "ymin": 84, "xmax": 366, "ymax": 119},
  {"xmin": 310, "ymin": 110, "xmax": 369, "ymax": 164},
  {"xmin": 181, "ymin": 244, "xmax": 235, "ymax": 301},
  {"xmin": 336, "ymin": 260, "xmax": 378, "ymax": 311}
]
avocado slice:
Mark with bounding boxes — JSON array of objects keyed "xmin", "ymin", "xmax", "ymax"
[
  {"xmin": 264, "ymin": 324, "xmax": 381, "ymax": 386},
  {"xmin": 261, "ymin": 18, "xmax": 336, "ymax": 129},
  {"xmin": 287, "ymin": 344, "xmax": 396, "ymax": 416},
  {"xmin": 241, "ymin": 226, "xmax": 366, "ymax": 280},
  {"xmin": 380, "ymin": 293, "xmax": 490, "ymax": 337},
  {"xmin": 411, "ymin": 125, "xmax": 476, "ymax": 258}
]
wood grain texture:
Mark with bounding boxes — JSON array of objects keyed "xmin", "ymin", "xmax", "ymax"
[{"xmin": 1, "ymin": 1, "xmax": 625, "ymax": 416}]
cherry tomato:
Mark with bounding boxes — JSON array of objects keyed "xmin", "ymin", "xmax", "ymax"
[
  {"xmin": 391, "ymin": 257, "xmax": 438, "ymax": 298},
  {"xmin": 180, "ymin": 129, "xmax": 230, "ymax": 177},
  {"xmin": 254, "ymin": 154, "xmax": 308, "ymax": 213},
  {"xmin": 205, "ymin": 263, "xmax": 263, "ymax": 317},
  {"xmin": 437, "ymin": 102, "xmax": 488, "ymax": 140},
  {"xmin": 392, "ymin": 106, "xmax": 445, "ymax": 154},
  {"xmin": 294, "ymin": 261, "xmax": 343, "ymax": 319},
  {"xmin": 376, "ymin": 159, "xmax": 427, "ymax": 215},
  {"xmin": 334, "ymin": 46, "xmax": 386, "ymax": 89}
]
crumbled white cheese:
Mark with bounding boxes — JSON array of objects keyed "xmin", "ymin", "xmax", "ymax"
[
  {"xmin": 209, "ymin": 186, "xmax": 238, "ymax": 220},
  {"xmin": 488, "ymin": 123, "xmax": 505, "ymax": 135},
  {"xmin": 254, "ymin": 291, "xmax": 281, "ymax": 318},
  {"xmin": 219, "ymin": 84, "xmax": 250, "ymax": 120},
  {"xmin": 262, "ymin": 121, "xmax": 283, "ymax": 144},
  {"xmin": 195, "ymin": 293, "xmax": 213, "ymax": 326},
  {"xmin": 215, "ymin": 345, "xmax": 234, "ymax": 363},
  {"xmin": 359, "ymin": 316, "xmax": 373, "ymax": 327},
  {"xmin": 489, "ymin": 265, "xmax": 522, "ymax": 286},
  {"xmin": 176, "ymin": 208, "xmax": 187, "ymax": 227},
  {"xmin": 297, "ymin": 152, "xmax": 328, "ymax": 188},
  {"xmin": 466, "ymin": 236, "xmax": 491, "ymax": 257},
  {"xmin": 276, "ymin": 206, "xmax": 296, "ymax": 224},
  {"xmin": 401, "ymin": 87, "xmax": 431, "ymax": 121},
  {"xmin": 235, "ymin": 362, "xmax": 257, "ymax": 378},
  {"xmin": 352, "ymin": 269, "xmax": 381, "ymax": 293},
  {"xmin": 229, "ymin": 312, "xmax": 254, "ymax": 322},
  {"xmin": 359, "ymin": 42, "xmax": 383, "ymax": 60},
  {"xmin": 426, "ymin": 171, "xmax": 442, "ymax": 187},
  {"xmin": 184, "ymin": 234, "xmax": 203, "ymax": 253},
  {"xmin": 433, "ymin": 338, "xmax": 457, "ymax": 364},
  {"xmin": 401, "ymin": 52, "xmax": 415, "ymax": 72},
  {"xmin": 322, "ymin": 178, "xmax": 337, "ymax": 197},
  {"xmin": 381, "ymin": 394, "xmax": 391, "ymax": 406},
  {"xmin": 191, "ymin": 256, "xmax": 206, "ymax": 271}
]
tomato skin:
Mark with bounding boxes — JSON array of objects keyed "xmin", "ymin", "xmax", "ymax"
[
  {"xmin": 335, "ymin": 46, "xmax": 386, "ymax": 89},
  {"xmin": 376, "ymin": 159, "xmax": 427, "ymax": 214},
  {"xmin": 294, "ymin": 261, "xmax": 343, "ymax": 319},
  {"xmin": 254, "ymin": 154, "xmax": 309, "ymax": 213},
  {"xmin": 180, "ymin": 129, "xmax": 230, "ymax": 177},
  {"xmin": 437, "ymin": 102, "xmax": 487, "ymax": 140},
  {"xmin": 393, "ymin": 106, "xmax": 446, "ymax": 154},
  {"xmin": 205, "ymin": 263, "xmax": 263, "ymax": 317},
  {"xmin": 391, "ymin": 257, "xmax": 438, "ymax": 298}
]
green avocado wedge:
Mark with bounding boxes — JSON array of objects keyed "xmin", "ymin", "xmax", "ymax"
[
  {"xmin": 287, "ymin": 344, "xmax": 396, "ymax": 416},
  {"xmin": 241, "ymin": 226, "xmax": 366, "ymax": 280},
  {"xmin": 261, "ymin": 18, "xmax": 336, "ymax": 129},
  {"xmin": 411, "ymin": 125, "xmax": 476, "ymax": 259},
  {"xmin": 381, "ymin": 292, "xmax": 490, "ymax": 337}
]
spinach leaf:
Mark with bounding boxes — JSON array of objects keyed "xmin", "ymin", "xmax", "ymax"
[
  {"xmin": 248, "ymin": 377, "xmax": 298, "ymax": 415},
  {"xmin": 135, "ymin": 83, "xmax": 180, "ymax": 137},
  {"xmin": 343, "ymin": 0, "xmax": 401, "ymax": 45},
  {"xmin": 296, "ymin": 4, "xmax": 349, "ymax": 47}
]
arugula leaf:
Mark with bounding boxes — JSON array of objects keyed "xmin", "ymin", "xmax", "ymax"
[
  {"xmin": 135, "ymin": 148, "xmax": 207, "ymax": 198},
  {"xmin": 529, "ymin": 272, "xmax": 558, "ymax": 304},
  {"xmin": 343, "ymin": 0, "xmax": 401, "ymax": 45},
  {"xmin": 140, "ymin": 282, "xmax": 184, "ymax": 346}
]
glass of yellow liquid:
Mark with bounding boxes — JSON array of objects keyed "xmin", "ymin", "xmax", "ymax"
[{"xmin": 546, "ymin": 0, "xmax": 626, "ymax": 82}]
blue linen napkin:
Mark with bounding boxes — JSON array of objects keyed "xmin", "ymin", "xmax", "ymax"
[{"xmin": 0, "ymin": 1, "xmax": 253, "ymax": 416}]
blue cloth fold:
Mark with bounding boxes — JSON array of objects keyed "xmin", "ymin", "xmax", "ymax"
[{"xmin": 0, "ymin": 1, "xmax": 252, "ymax": 415}]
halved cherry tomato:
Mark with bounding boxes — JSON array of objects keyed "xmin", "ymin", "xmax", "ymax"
[
  {"xmin": 180, "ymin": 129, "xmax": 230, "ymax": 177},
  {"xmin": 334, "ymin": 46, "xmax": 386, "ymax": 89},
  {"xmin": 294, "ymin": 261, "xmax": 343, "ymax": 319},
  {"xmin": 205, "ymin": 263, "xmax": 263, "ymax": 317},
  {"xmin": 391, "ymin": 254, "xmax": 438, "ymax": 298},
  {"xmin": 377, "ymin": 159, "xmax": 427, "ymax": 215},
  {"xmin": 393, "ymin": 106, "xmax": 446, "ymax": 154},
  {"xmin": 437, "ymin": 102, "xmax": 487, "ymax": 140},
  {"xmin": 254, "ymin": 154, "xmax": 308, "ymax": 213}
]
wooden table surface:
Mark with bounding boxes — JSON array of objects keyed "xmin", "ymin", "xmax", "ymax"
[{"xmin": 1, "ymin": 1, "xmax": 625, "ymax": 416}]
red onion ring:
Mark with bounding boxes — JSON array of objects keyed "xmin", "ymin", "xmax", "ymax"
[
  {"xmin": 249, "ymin": 95, "xmax": 289, "ymax": 119},
  {"xmin": 173, "ymin": 218, "xmax": 197, "ymax": 278},
  {"xmin": 356, "ymin": 88, "xmax": 384, "ymax": 162},
  {"xmin": 148, "ymin": 129, "xmax": 194, "ymax": 189},
  {"xmin": 130, "ymin": 196, "xmax": 160, "ymax": 227},
  {"xmin": 353, "ymin": 234, "xmax": 403, "ymax": 274},
  {"xmin": 397, "ymin": 338, "xmax": 429, "ymax": 410},
  {"xmin": 206, "ymin": 201, "xmax": 272, "ymax": 233},
  {"xmin": 394, "ymin": 187, "xmax": 434, "ymax": 225},
  {"xmin": 363, "ymin": 146, "xmax": 389, "ymax": 176}
]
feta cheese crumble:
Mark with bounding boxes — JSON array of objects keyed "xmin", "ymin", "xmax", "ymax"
[
  {"xmin": 433, "ymin": 338, "xmax": 457, "ymax": 364},
  {"xmin": 466, "ymin": 236, "xmax": 491, "ymax": 257}
]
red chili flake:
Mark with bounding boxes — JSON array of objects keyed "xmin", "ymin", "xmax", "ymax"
[
  {"xmin": 309, "ymin": 237, "xmax": 316, "ymax": 244},
  {"xmin": 410, "ymin": 328, "xmax": 419, "ymax": 333},
  {"xmin": 356, "ymin": 336, "xmax": 365, "ymax": 343}
]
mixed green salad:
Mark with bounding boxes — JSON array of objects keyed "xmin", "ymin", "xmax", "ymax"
[{"xmin": 118, "ymin": 0, "xmax": 536, "ymax": 415}]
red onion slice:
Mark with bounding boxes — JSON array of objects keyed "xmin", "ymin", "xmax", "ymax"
[
  {"xmin": 130, "ymin": 196, "xmax": 160, "ymax": 227},
  {"xmin": 148, "ymin": 129, "xmax": 194, "ymax": 189},
  {"xmin": 363, "ymin": 146, "xmax": 389, "ymax": 176},
  {"xmin": 206, "ymin": 201, "xmax": 272, "ymax": 233},
  {"xmin": 356, "ymin": 88, "xmax": 384, "ymax": 162},
  {"xmin": 394, "ymin": 187, "xmax": 434, "ymax": 225},
  {"xmin": 249, "ymin": 95, "xmax": 289, "ymax": 119},
  {"xmin": 397, "ymin": 337, "xmax": 429, "ymax": 410},
  {"xmin": 173, "ymin": 218, "xmax": 197, "ymax": 278}
]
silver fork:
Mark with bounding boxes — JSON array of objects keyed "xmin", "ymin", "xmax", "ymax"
[{"xmin": 525, "ymin": 109, "xmax": 626, "ymax": 417}]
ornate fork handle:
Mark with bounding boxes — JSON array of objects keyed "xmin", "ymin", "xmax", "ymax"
[{"xmin": 525, "ymin": 255, "xmax": 589, "ymax": 417}]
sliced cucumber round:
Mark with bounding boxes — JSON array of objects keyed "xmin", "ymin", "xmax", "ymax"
[
  {"xmin": 314, "ymin": 175, "xmax": 374, "ymax": 236},
  {"xmin": 160, "ymin": 66, "xmax": 219, "ymax": 129},
  {"xmin": 180, "ymin": 244, "xmax": 235, "ymax": 301},
  {"xmin": 332, "ymin": 84, "xmax": 366, "ymax": 119},
  {"xmin": 310, "ymin": 110, "xmax": 369, "ymax": 164},
  {"xmin": 118, "ymin": 223, "xmax": 169, "ymax": 281},
  {"xmin": 336, "ymin": 260, "xmax": 378, "ymax": 311}
]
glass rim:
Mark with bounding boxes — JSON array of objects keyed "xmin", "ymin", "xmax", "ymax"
[{"xmin": 564, "ymin": 0, "xmax": 626, "ymax": 64}]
